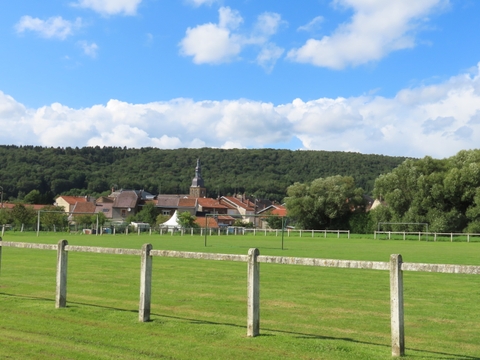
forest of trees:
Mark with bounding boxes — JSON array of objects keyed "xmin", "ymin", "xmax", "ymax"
[
  {"xmin": 370, "ymin": 149, "xmax": 480, "ymax": 233},
  {"xmin": 0, "ymin": 146, "xmax": 408, "ymax": 203},
  {"xmin": 284, "ymin": 149, "xmax": 480, "ymax": 233}
]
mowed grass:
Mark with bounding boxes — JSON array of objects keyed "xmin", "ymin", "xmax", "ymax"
[{"xmin": 1, "ymin": 232, "xmax": 480, "ymax": 359}]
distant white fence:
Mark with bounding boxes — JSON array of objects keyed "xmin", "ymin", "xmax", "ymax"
[
  {"xmin": 375, "ymin": 231, "xmax": 480, "ymax": 242},
  {"xmin": 159, "ymin": 227, "xmax": 350, "ymax": 238},
  {"xmin": 1, "ymin": 237, "xmax": 480, "ymax": 357}
]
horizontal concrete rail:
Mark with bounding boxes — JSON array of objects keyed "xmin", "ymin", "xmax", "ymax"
[
  {"xmin": 0, "ymin": 241, "xmax": 58, "ymax": 251},
  {"xmin": 65, "ymin": 245, "xmax": 142, "ymax": 256},
  {"xmin": 402, "ymin": 262, "xmax": 480, "ymax": 274},
  {"xmin": 257, "ymin": 255, "xmax": 389, "ymax": 270},
  {"xmin": 150, "ymin": 250, "xmax": 248, "ymax": 262}
]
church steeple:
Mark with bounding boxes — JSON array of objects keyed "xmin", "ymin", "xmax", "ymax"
[
  {"xmin": 190, "ymin": 158, "xmax": 206, "ymax": 198},
  {"xmin": 191, "ymin": 158, "xmax": 204, "ymax": 187}
]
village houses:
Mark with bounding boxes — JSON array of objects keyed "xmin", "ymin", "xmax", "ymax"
[{"xmin": 53, "ymin": 159, "xmax": 286, "ymax": 229}]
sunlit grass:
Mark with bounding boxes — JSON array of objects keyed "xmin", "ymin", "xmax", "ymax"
[{"xmin": 1, "ymin": 231, "xmax": 480, "ymax": 359}]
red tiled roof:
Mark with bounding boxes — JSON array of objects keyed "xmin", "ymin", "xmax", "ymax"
[
  {"xmin": 0, "ymin": 203, "xmax": 48, "ymax": 210},
  {"xmin": 271, "ymin": 205, "xmax": 287, "ymax": 217},
  {"xmin": 56, "ymin": 196, "xmax": 88, "ymax": 205},
  {"xmin": 197, "ymin": 198, "xmax": 228, "ymax": 209},
  {"xmin": 221, "ymin": 196, "xmax": 255, "ymax": 211},
  {"xmin": 258, "ymin": 204, "xmax": 287, "ymax": 217},
  {"xmin": 217, "ymin": 215, "xmax": 235, "ymax": 220},
  {"xmin": 178, "ymin": 198, "xmax": 197, "ymax": 207},
  {"xmin": 194, "ymin": 217, "xmax": 219, "ymax": 228}
]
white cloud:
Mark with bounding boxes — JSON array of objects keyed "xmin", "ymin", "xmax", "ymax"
[
  {"xmin": 288, "ymin": 0, "xmax": 448, "ymax": 69},
  {"xmin": 179, "ymin": 7, "xmax": 243, "ymax": 64},
  {"xmin": 78, "ymin": 41, "xmax": 99, "ymax": 58},
  {"xmin": 218, "ymin": 7, "xmax": 243, "ymax": 30},
  {"xmin": 252, "ymin": 12, "xmax": 284, "ymax": 40},
  {"xmin": 179, "ymin": 7, "xmax": 284, "ymax": 67},
  {"xmin": 297, "ymin": 16, "xmax": 324, "ymax": 33},
  {"xmin": 256, "ymin": 43, "xmax": 284, "ymax": 72},
  {"xmin": 73, "ymin": 0, "xmax": 142, "ymax": 16},
  {"xmin": 15, "ymin": 16, "xmax": 83, "ymax": 40},
  {"xmin": 3, "ymin": 63, "xmax": 480, "ymax": 158},
  {"xmin": 187, "ymin": 0, "xmax": 218, "ymax": 7}
]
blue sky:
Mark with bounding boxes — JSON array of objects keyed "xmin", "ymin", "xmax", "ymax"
[{"xmin": 1, "ymin": 0, "xmax": 480, "ymax": 158}]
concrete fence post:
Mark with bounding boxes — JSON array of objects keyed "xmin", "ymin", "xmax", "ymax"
[
  {"xmin": 247, "ymin": 248, "xmax": 260, "ymax": 337},
  {"xmin": 56, "ymin": 239, "xmax": 68, "ymax": 309},
  {"xmin": 139, "ymin": 243, "xmax": 153, "ymax": 322},
  {"xmin": 390, "ymin": 254, "xmax": 405, "ymax": 357},
  {"xmin": 138, "ymin": 244, "xmax": 152, "ymax": 322}
]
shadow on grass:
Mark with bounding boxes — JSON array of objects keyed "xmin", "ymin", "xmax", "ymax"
[{"xmin": 1, "ymin": 292, "xmax": 479, "ymax": 360}]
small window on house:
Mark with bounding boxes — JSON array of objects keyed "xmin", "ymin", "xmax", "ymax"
[
  {"xmin": 162, "ymin": 210, "xmax": 170, "ymax": 216},
  {"xmin": 121, "ymin": 209, "xmax": 127, "ymax": 217}
]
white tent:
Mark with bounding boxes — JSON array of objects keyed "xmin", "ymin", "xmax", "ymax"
[{"xmin": 160, "ymin": 210, "xmax": 181, "ymax": 230}]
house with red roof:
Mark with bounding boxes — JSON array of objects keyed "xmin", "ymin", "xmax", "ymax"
[
  {"xmin": 155, "ymin": 195, "xmax": 197, "ymax": 218},
  {"xmin": 194, "ymin": 216, "xmax": 220, "ymax": 229},
  {"xmin": 257, "ymin": 204, "xmax": 287, "ymax": 229},
  {"xmin": 220, "ymin": 196, "xmax": 258, "ymax": 224},
  {"xmin": 54, "ymin": 195, "xmax": 90, "ymax": 213}
]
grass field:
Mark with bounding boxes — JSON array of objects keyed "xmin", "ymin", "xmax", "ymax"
[{"xmin": 1, "ymin": 232, "xmax": 480, "ymax": 359}]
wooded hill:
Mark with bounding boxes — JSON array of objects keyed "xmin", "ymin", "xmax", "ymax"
[{"xmin": 0, "ymin": 146, "xmax": 409, "ymax": 203}]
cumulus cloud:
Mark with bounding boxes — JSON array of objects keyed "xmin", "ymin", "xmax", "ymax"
[
  {"xmin": 179, "ymin": 7, "xmax": 243, "ymax": 64},
  {"xmin": 288, "ymin": 0, "xmax": 448, "ymax": 69},
  {"xmin": 78, "ymin": 41, "xmax": 99, "ymax": 58},
  {"xmin": 73, "ymin": 0, "xmax": 142, "ymax": 16},
  {"xmin": 179, "ymin": 7, "xmax": 284, "ymax": 67},
  {"xmin": 3, "ymin": 63, "xmax": 480, "ymax": 158},
  {"xmin": 15, "ymin": 16, "xmax": 83, "ymax": 40}
]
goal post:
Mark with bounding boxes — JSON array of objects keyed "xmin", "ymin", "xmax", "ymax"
[{"xmin": 204, "ymin": 213, "xmax": 289, "ymax": 249}]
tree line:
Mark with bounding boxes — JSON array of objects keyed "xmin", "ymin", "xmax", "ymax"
[
  {"xmin": 285, "ymin": 149, "xmax": 480, "ymax": 233},
  {"xmin": 0, "ymin": 146, "xmax": 407, "ymax": 203}
]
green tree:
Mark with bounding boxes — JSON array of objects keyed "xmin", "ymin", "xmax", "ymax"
[
  {"xmin": 96, "ymin": 212, "xmax": 107, "ymax": 228},
  {"xmin": 41, "ymin": 205, "xmax": 68, "ymax": 231},
  {"xmin": 23, "ymin": 190, "xmax": 41, "ymax": 204},
  {"xmin": 265, "ymin": 215, "xmax": 284, "ymax": 229},
  {"xmin": 11, "ymin": 204, "xmax": 36, "ymax": 230},
  {"xmin": 156, "ymin": 214, "xmax": 170, "ymax": 226},
  {"xmin": 372, "ymin": 150, "xmax": 480, "ymax": 233},
  {"xmin": 233, "ymin": 218, "xmax": 254, "ymax": 228},
  {"xmin": 76, "ymin": 214, "xmax": 95, "ymax": 229},
  {"xmin": 135, "ymin": 202, "xmax": 158, "ymax": 226},
  {"xmin": 0, "ymin": 208, "xmax": 12, "ymax": 225},
  {"xmin": 177, "ymin": 211, "xmax": 198, "ymax": 229},
  {"xmin": 285, "ymin": 175, "xmax": 364, "ymax": 230}
]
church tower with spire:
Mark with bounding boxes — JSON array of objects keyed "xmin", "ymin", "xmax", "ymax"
[{"xmin": 189, "ymin": 158, "xmax": 206, "ymax": 198}]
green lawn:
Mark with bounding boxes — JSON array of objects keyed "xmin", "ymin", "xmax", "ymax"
[{"xmin": 1, "ymin": 232, "xmax": 480, "ymax": 359}]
